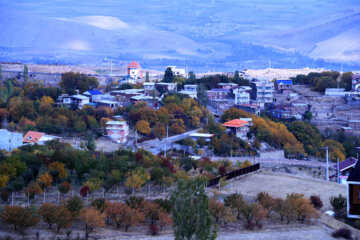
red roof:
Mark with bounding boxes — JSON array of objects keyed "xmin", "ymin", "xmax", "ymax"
[
  {"xmin": 23, "ymin": 131, "xmax": 44, "ymax": 143},
  {"xmin": 223, "ymin": 119, "xmax": 248, "ymax": 128},
  {"xmin": 127, "ymin": 61, "xmax": 141, "ymax": 69}
]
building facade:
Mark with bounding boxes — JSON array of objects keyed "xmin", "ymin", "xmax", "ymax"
[
  {"xmin": 127, "ymin": 61, "xmax": 142, "ymax": 79},
  {"xmin": 233, "ymin": 87, "xmax": 250, "ymax": 105},
  {"xmin": 250, "ymin": 80, "xmax": 274, "ymax": 104},
  {"xmin": 0, "ymin": 129, "xmax": 23, "ymax": 152},
  {"xmin": 106, "ymin": 120, "xmax": 129, "ymax": 144}
]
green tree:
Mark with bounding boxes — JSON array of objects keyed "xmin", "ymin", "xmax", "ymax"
[
  {"xmin": 85, "ymin": 133, "xmax": 96, "ymax": 151},
  {"xmin": 197, "ymin": 83, "xmax": 207, "ymax": 106},
  {"xmin": 23, "ymin": 64, "xmax": 29, "ymax": 85},
  {"xmin": 60, "ymin": 72, "xmax": 99, "ymax": 94},
  {"xmin": 163, "ymin": 67, "xmax": 174, "ymax": 83},
  {"xmin": 170, "ymin": 179, "xmax": 217, "ymax": 240},
  {"xmin": 234, "ymin": 71, "xmax": 240, "ymax": 82},
  {"xmin": 340, "ymin": 72, "xmax": 354, "ymax": 91},
  {"xmin": 145, "ymin": 72, "xmax": 150, "ymax": 82},
  {"xmin": 188, "ymin": 71, "xmax": 196, "ymax": 81}
]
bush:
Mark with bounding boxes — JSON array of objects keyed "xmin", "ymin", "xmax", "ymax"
[
  {"xmin": 149, "ymin": 224, "xmax": 159, "ymax": 235},
  {"xmin": 330, "ymin": 194, "xmax": 346, "ymax": 216},
  {"xmin": 310, "ymin": 195, "xmax": 323, "ymax": 210},
  {"xmin": 80, "ymin": 186, "xmax": 90, "ymax": 198},
  {"xmin": 332, "ymin": 228, "xmax": 352, "ymax": 239},
  {"xmin": 1, "ymin": 191, "xmax": 9, "ymax": 202}
]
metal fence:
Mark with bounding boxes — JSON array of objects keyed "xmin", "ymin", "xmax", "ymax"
[{"xmin": 207, "ymin": 163, "xmax": 260, "ymax": 187}]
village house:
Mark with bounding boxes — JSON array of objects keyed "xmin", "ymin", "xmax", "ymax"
[
  {"xmin": 23, "ymin": 131, "xmax": 61, "ymax": 145},
  {"xmin": 155, "ymin": 82, "xmax": 177, "ymax": 93},
  {"xmin": 274, "ymin": 79, "xmax": 293, "ymax": 94},
  {"xmin": 217, "ymin": 83, "xmax": 239, "ymax": 90},
  {"xmin": 250, "ymin": 80, "xmax": 274, "ymax": 107},
  {"xmin": 223, "ymin": 118, "xmax": 250, "ymax": 140},
  {"xmin": 111, "ymin": 89, "xmax": 144, "ymax": 102},
  {"xmin": 0, "ymin": 129, "xmax": 23, "ymax": 152},
  {"xmin": 105, "ymin": 120, "xmax": 129, "ymax": 144},
  {"xmin": 127, "ymin": 61, "xmax": 143, "ymax": 79},
  {"xmin": 346, "ymin": 160, "xmax": 360, "ymax": 218},
  {"xmin": 166, "ymin": 66, "xmax": 186, "ymax": 77},
  {"xmin": 82, "ymin": 90, "xmax": 103, "ymax": 102},
  {"xmin": 56, "ymin": 94, "xmax": 90, "ymax": 109},
  {"xmin": 233, "ymin": 87, "xmax": 250, "ymax": 105},
  {"xmin": 143, "ymin": 82, "xmax": 156, "ymax": 96},
  {"xmin": 331, "ymin": 157, "xmax": 357, "ymax": 182},
  {"xmin": 236, "ymin": 104, "xmax": 261, "ymax": 116},
  {"xmin": 207, "ymin": 88, "xmax": 229, "ymax": 100}
]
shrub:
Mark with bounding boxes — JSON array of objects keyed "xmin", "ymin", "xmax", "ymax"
[
  {"xmin": 66, "ymin": 196, "xmax": 83, "ymax": 218},
  {"xmin": 58, "ymin": 181, "xmax": 71, "ymax": 194},
  {"xmin": 332, "ymin": 228, "xmax": 352, "ymax": 239},
  {"xmin": 80, "ymin": 185, "xmax": 90, "ymax": 198},
  {"xmin": 330, "ymin": 194, "xmax": 346, "ymax": 216},
  {"xmin": 149, "ymin": 224, "xmax": 160, "ymax": 235},
  {"xmin": 310, "ymin": 195, "xmax": 323, "ymax": 210},
  {"xmin": 1, "ymin": 191, "xmax": 9, "ymax": 202}
]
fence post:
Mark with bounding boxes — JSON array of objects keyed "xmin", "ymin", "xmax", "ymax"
[{"xmin": 11, "ymin": 192, "xmax": 14, "ymax": 206}]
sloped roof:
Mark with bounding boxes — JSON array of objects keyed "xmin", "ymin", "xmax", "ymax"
[
  {"xmin": 223, "ymin": 119, "xmax": 248, "ymax": 128},
  {"xmin": 276, "ymin": 80, "xmax": 293, "ymax": 85},
  {"xmin": 332, "ymin": 157, "xmax": 357, "ymax": 171},
  {"xmin": 84, "ymin": 90, "xmax": 102, "ymax": 95},
  {"xmin": 348, "ymin": 160, "xmax": 360, "ymax": 182},
  {"xmin": 23, "ymin": 131, "xmax": 45, "ymax": 143},
  {"xmin": 127, "ymin": 61, "xmax": 141, "ymax": 69}
]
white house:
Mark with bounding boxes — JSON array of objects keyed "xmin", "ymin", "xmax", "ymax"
[
  {"xmin": 166, "ymin": 66, "xmax": 186, "ymax": 77},
  {"xmin": 106, "ymin": 120, "xmax": 129, "ymax": 144},
  {"xmin": 23, "ymin": 131, "xmax": 61, "ymax": 145},
  {"xmin": 127, "ymin": 61, "xmax": 143, "ymax": 79},
  {"xmin": 233, "ymin": 87, "xmax": 250, "ymax": 105},
  {"xmin": 0, "ymin": 129, "xmax": 23, "ymax": 152}
]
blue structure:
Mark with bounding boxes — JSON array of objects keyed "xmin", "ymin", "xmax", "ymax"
[{"xmin": 0, "ymin": 129, "xmax": 23, "ymax": 152}]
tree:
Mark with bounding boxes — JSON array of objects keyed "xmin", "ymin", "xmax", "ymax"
[
  {"xmin": 294, "ymin": 197, "xmax": 318, "ymax": 223},
  {"xmin": 66, "ymin": 196, "xmax": 84, "ymax": 218},
  {"xmin": 80, "ymin": 185, "xmax": 90, "ymax": 197},
  {"xmin": 0, "ymin": 174, "xmax": 8, "ymax": 188},
  {"xmin": 170, "ymin": 179, "xmax": 217, "ymax": 240},
  {"xmin": 340, "ymin": 72, "xmax": 354, "ymax": 91},
  {"xmin": 85, "ymin": 133, "xmax": 96, "ymax": 151},
  {"xmin": 23, "ymin": 64, "xmax": 28, "ymax": 85},
  {"xmin": 1, "ymin": 206, "xmax": 39, "ymax": 233},
  {"xmin": 234, "ymin": 70, "xmax": 240, "ymax": 82},
  {"xmin": 255, "ymin": 192, "xmax": 275, "ymax": 216},
  {"xmin": 222, "ymin": 207, "xmax": 236, "ymax": 228},
  {"xmin": 163, "ymin": 67, "xmax": 174, "ymax": 83},
  {"xmin": 80, "ymin": 207, "xmax": 105, "ymax": 232},
  {"xmin": 105, "ymin": 202, "xmax": 144, "ymax": 231},
  {"xmin": 240, "ymin": 202, "xmax": 254, "ymax": 223},
  {"xmin": 145, "ymin": 72, "xmax": 150, "ymax": 82},
  {"xmin": 310, "ymin": 195, "xmax": 323, "ymax": 210},
  {"xmin": 38, "ymin": 203, "xmax": 58, "ymax": 229},
  {"xmin": 54, "ymin": 206, "xmax": 73, "ymax": 233},
  {"xmin": 39, "ymin": 96, "xmax": 54, "ymax": 114},
  {"xmin": 188, "ymin": 71, "xmax": 196, "ymax": 81},
  {"xmin": 135, "ymin": 120, "xmax": 151, "ymax": 135},
  {"xmin": 25, "ymin": 181, "xmax": 43, "ymax": 199},
  {"xmin": 252, "ymin": 203, "xmax": 268, "ymax": 227},
  {"xmin": 37, "ymin": 173, "xmax": 53, "ymax": 190},
  {"xmin": 125, "ymin": 167, "xmax": 150, "ymax": 193},
  {"xmin": 209, "ymin": 198, "xmax": 226, "ymax": 224},
  {"xmin": 197, "ymin": 83, "xmax": 207, "ymax": 106},
  {"xmin": 170, "ymin": 118, "xmax": 185, "ymax": 134},
  {"xmin": 224, "ymin": 193, "xmax": 244, "ymax": 220},
  {"xmin": 143, "ymin": 201, "xmax": 164, "ymax": 224},
  {"xmin": 159, "ymin": 210, "xmax": 172, "ymax": 230},
  {"xmin": 48, "ymin": 161, "xmax": 68, "ymax": 179},
  {"xmin": 58, "ymin": 181, "xmax": 71, "ymax": 194},
  {"xmin": 60, "ymin": 72, "xmax": 99, "ymax": 94},
  {"xmin": 330, "ymin": 194, "xmax": 346, "ymax": 217}
]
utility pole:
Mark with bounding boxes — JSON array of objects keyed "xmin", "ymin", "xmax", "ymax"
[
  {"xmin": 337, "ymin": 157, "xmax": 340, "ymax": 184},
  {"xmin": 165, "ymin": 125, "xmax": 168, "ymax": 158},
  {"xmin": 321, "ymin": 146, "xmax": 329, "ymax": 182}
]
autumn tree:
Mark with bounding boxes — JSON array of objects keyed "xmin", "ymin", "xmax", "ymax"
[
  {"xmin": 39, "ymin": 96, "xmax": 55, "ymax": 114},
  {"xmin": 159, "ymin": 210, "xmax": 172, "ymax": 230},
  {"xmin": 58, "ymin": 181, "xmax": 71, "ymax": 194},
  {"xmin": 224, "ymin": 193, "xmax": 244, "ymax": 220},
  {"xmin": 241, "ymin": 202, "xmax": 254, "ymax": 223},
  {"xmin": 106, "ymin": 202, "xmax": 144, "ymax": 231},
  {"xmin": 135, "ymin": 120, "xmax": 151, "ymax": 135},
  {"xmin": 37, "ymin": 173, "xmax": 53, "ymax": 190},
  {"xmin": 38, "ymin": 203, "xmax": 58, "ymax": 229},
  {"xmin": 125, "ymin": 167, "xmax": 150, "ymax": 193},
  {"xmin": 170, "ymin": 118, "xmax": 186, "ymax": 134},
  {"xmin": 0, "ymin": 175, "xmax": 8, "ymax": 188},
  {"xmin": 25, "ymin": 181, "xmax": 43, "ymax": 199},
  {"xmin": 1, "ymin": 206, "xmax": 39, "ymax": 233},
  {"xmin": 255, "ymin": 192, "xmax": 275, "ymax": 216},
  {"xmin": 170, "ymin": 179, "xmax": 217, "ymax": 240},
  {"xmin": 143, "ymin": 201, "xmax": 164, "ymax": 224},
  {"xmin": 80, "ymin": 207, "xmax": 105, "ymax": 232},
  {"xmin": 48, "ymin": 161, "xmax": 68, "ymax": 180},
  {"xmin": 54, "ymin": 206, "xmax": 73, "ymax": 233},
  {"xmin": 294, "ymin": 197, "xmax": 318, "ymax": 223},
  {"xmin": 222, "ymin": 207, "xmax": 236, "ymax": 228},
  {"xmin": 209, "ymin": 198, "xmax": 226, "ymax": 224},
  {"xmin": 252, "ymin": 203, "xmax": 268, "ymax": 227}
]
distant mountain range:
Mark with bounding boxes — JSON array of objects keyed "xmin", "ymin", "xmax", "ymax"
[{"xmin": 0, "ymin": 0, "xmax": 359, "ymax": 72}]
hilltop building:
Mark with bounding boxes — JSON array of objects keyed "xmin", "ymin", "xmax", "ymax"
[
  {"xmin": 106, "ymin": 120, "xmax": 129, "ymax": 144},
  {"xmin": 127, "ymin": 61, "xmax": 142, "ymax": 79},
  {"xmin": 0, "ymin": 129, "xmax": 23, "ymax": 152}
]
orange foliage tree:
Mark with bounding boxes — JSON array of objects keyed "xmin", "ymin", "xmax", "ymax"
[
  {"xmin": 1, "ymin": 206, "xmax": 39, "ymax": 233},
  {"xmin": 135, "ymin": 120, "xmax": 151, "ymax": 135},
  {"xmin": 80, "ymin": 207, "xmax": 105, "ymax": 232},
  {"xmin": 38, "ymin": 203, "xmax": 58, "ymax": 229},
  {"xmin": 48, "ymin": 161, "xmax": 68, "ymax": 179},
  {"xmin": 37, "ymin": 173, "xmax": 53, "ymax": 190},
  {"xmin": 105, "ymin": 202, "xmax": 144, "ymax": 231}
]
